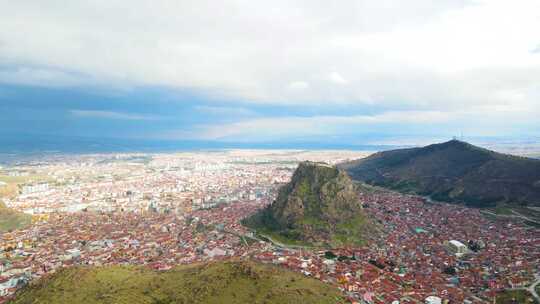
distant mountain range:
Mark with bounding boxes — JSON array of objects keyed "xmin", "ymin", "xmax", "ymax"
[
  {"xmin": 243, "ymin": 161, "xmax": 378, "ymax": 247},
  {"xmin": 340, "ymin": 140, "xmax": 540, "ymax": 207},
  {"xmin": 10, "ymin": 261, "xmax": 347, "ymax": 304}
]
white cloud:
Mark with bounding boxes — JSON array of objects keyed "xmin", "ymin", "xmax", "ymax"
[
  {"xmin": 173, "ymin": 110, "xmax": 451, "ymax": 140},
  {"xmin": 194, "ymin": 106, "xmax": 256, "ymax": 116},
  {"xmin": 328, "ymin": 72, "xmax": 348, "ymax": 85},
  {"xmin": 0, "ymin": 66, "xmax": 89, "ymax": 87},
  {"xmin": 70, "ymin": 110, "xmax": 160, "ymax": 121},
  {"xmin": 288, "ymin": 81, "xmax": 310, "ymax": 90},
  {"xmin": 164, "ymin": 105, "xmax": 540, "ymax": 141},
  {"xmin": 0, "ymin": 0, "xmax": 539, "ymax": 123}
]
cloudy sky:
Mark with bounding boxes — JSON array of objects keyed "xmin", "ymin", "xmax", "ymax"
[{"xmin": 1, "ymin": 0, "xmax": 539, "ymax": 147}]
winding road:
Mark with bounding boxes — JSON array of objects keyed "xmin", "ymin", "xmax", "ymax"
[
  {"xmin": 508, "ymin": 273, "xmax": 540, "ymax": 303},
  {"xmin": 527, "ymin": 274, "xmax": 540, "ymax": 302}
]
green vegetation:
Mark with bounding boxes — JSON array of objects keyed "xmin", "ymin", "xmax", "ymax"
[
  {"xmin": 483, "ymin": 204, "xmax": 540, "ymax": 226},
  {"xmin": 0, "ymin": 172, "xmax": 50, "ymax": 231},
  {"xmin": 333, "ymin": 214, "xmax": 369, "ymax": 246},
  {"xmin": 0, "ymin": 182, "xmax": 18, "ymax": 198},
  {"xmin": 0, "ymin": 201, "xmax": 31, "ymax": 232},
  {"xmin": 0, "ymin": 173, "xmax": 51, "ymax": 198},
  {"xmin": 256, "ymin": 228, "xmax": 313, "ymax": 247},
  {"xmin": 226, "ymin": 160, "xmax": 297, "ymax": 165},
  {"xmin": 10, "ymin": 260, "xmax": 347, "ymax": 304},
  {"xmin": 0, "ymin": 174, "xmax": 52, "ymax": 184},
  {"xmin": 496, "ymin": 290, "xmax": 538, "ymax": 304},
  {"xmin": 341, "ymin": 140, "xmax": 540, "ymax": 208},
  {"xmin": 243, "ymin": 161, "xmax": 378, "ymax": 247},
  {"xmin": 491, "ymin": 205, "xmax": 515, "ymax": 215},
  {"xmin": 96, "ymin": 155, "xmax": 153, "ymax": 165}
]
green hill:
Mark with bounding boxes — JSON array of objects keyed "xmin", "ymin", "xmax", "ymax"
[
  {"xmin": 339, "ymin": 140, "xmax": 540, "ymax": 208},
  {"xmin": 243, "ymin": 161, "xmax": 377, "ymax": 247},
  {"xmin": 0, "ymin": 201, "xmax": 31, "ymax": 232},
  {"xmin": 10, "ymin": 260, "xmax": 347, "ymax": 304}
]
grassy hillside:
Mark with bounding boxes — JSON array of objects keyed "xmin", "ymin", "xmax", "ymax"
[
  {"xmin": 0, "ymin": 201, "xmax": 31, "ymax": 232},
  {"xmin": 0, "ymin": 173, "xmax": 51, "ymax": 198},
  {"xmin": 10, "ymin": 260, "xmax": 347, "ymax": 304},
  {"xmin": 0, "ymin": 182, "xmax": 18, "ymax": 198},
  {"xmin": 340, "ymin": 140, "xmax": 540, "ymax": 208},
  {"xmin": 0, "ymin": 172, "xmax": 49, "ymax": 231},
  {"xmin": 496, "ymin": 290, "xmax": 538, "ymax": 304},
  {"xmin": 244, "ymin": 161, "xmax": 378, "ymax": 247}
]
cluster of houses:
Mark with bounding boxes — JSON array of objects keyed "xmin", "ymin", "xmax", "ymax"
[{"xmin": 0, "ymin": 151, "xmax": 538, "ymax": 303}]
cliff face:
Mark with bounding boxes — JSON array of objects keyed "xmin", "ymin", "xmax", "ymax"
[
  {"xmin": 244, "ymin": 162, "xmax": 375, "ymax": 247},
  {"xmin": 270, "ymin": 162, "xmax": 360, "ymax": 228},
  {"xmin": 340, "ymin": 140, "xmax": 540, "ymax": 207}
]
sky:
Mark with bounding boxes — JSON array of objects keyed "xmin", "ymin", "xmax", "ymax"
[{"xmin": 1, "ymin": 0, "xmax": 540, "ymax": 150}]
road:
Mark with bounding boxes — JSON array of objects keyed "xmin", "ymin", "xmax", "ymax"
[
  {"xmin": 527, "ymin": 274, "xmax": 540, "ymax": 302},
  {"xmin": 238, "ymin": 228, "xmax": 322, "ymax": 251},
  {"xmin": 508, "ymin": 273, "xmax": 540, "ymax": 303},
  {"xmin": 257, "ymin": 233, "xmax": 318, "ymax": 250},
  {"xmin": 481, "ymin": 210, "xmax": 540, "ymax": 226}
]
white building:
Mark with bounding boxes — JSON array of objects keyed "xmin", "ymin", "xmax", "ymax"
[
  {"xmin": 425, "ymin": 296, "xmax": 442, "ymax": 304},
  {"xmin": 322, "ymin": 259, "xmax": 336, "ymax": 273},
  {"xmin": 203, "ymin": 248, "xmax": 227, "ymax": 258},
  {"xmin": 448, "ymin": 240, "xmax": 468, "ymax": 257},
  {"xmin": 7, "ymin": 171, "xmax": 28, "ymax": 177},
  {"xmin": 0, "ymin": 276, "xmax": 25, "ymax": 296},
  {"xmin": 21, "ymin": 182, "xmax": 49, "ymax": 195}
]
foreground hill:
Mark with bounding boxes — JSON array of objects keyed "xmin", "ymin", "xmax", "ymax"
[
  {"xmin": 243, "ymin": 161, "xmax": 377, "ymax": 247},
  {"xmin": 0, "ymin": 201, "xmax": 31, "ymax": 232},
  {"xmin": 10, "ymin": 261, "xmax": 347, "ymax": 304},
  {"xmin": 340, "ymin": 140, "xmax": 540, "ymax": 207}
]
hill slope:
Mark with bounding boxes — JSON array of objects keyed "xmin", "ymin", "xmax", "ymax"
[
  {"xmin": 0, "ymin": 201, "xmax": 31, "ymax": 232},
  {"xmin": 340, "ymin": 140, "xmax": 540, "ymax": 207},
  {"xmin": 10, "ymin": 261, "xmax": 347, "ymax": 304},
  {"xmin": 243, "ymin": 161, "xmax": 376, "ymax": 247}
]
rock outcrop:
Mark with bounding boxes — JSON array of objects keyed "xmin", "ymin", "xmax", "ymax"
[{"xmin": 243, "ymin": 161, "xmax": 375, "ymax": 247}]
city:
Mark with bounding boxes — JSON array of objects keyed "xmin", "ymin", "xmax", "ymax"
[
  {"xmin": 1, "ymin": 150, "xmax": 538, "ymax": 303},
  {"xmin": 3, "ymin": 1, "xmax": 540, "ymax": 303}
]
